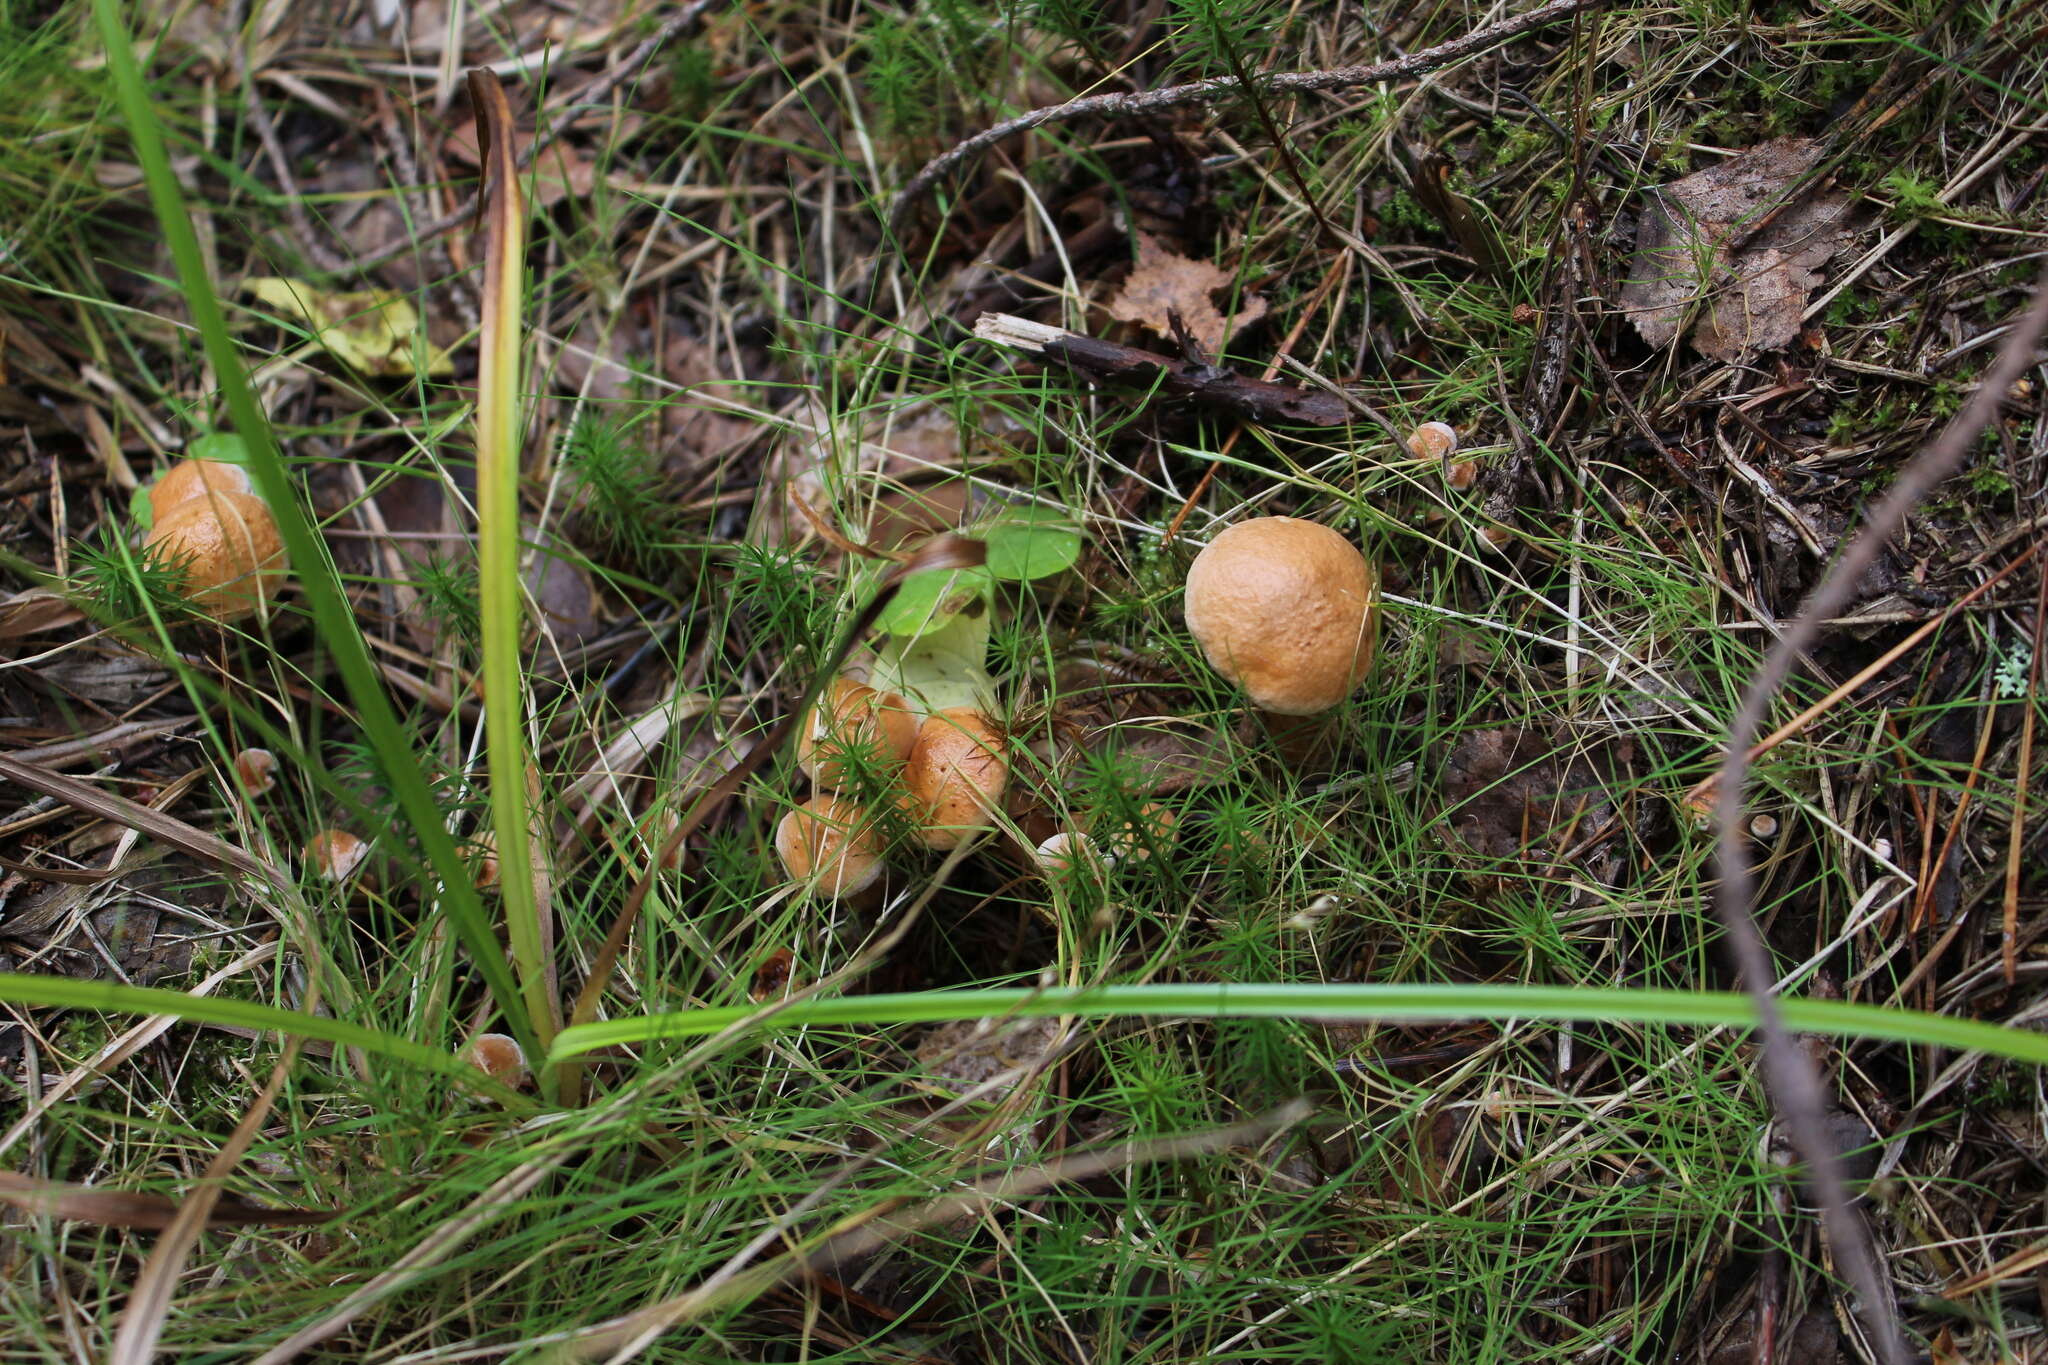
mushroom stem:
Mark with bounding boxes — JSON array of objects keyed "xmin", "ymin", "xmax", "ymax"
[{"xmin": 1250, "ymin": 709, "xmax": 1335, "ymax": 772}]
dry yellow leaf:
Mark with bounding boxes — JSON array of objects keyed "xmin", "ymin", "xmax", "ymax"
[{"xmin": 243, "ymin": 277, "xmax": 454, "ymax": 377}]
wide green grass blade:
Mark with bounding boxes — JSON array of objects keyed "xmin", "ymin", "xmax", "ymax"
[
  {"xmin": 549, "ymin": 983, "xmax": 2048, "ymax": 1067},
  {"xmin": 91, "ymin": 0, "xmax": 533, "ymax": 1057},
  {"xmin": 469, "ymin": 71, "xmax": 555, "ymax": 1056}
]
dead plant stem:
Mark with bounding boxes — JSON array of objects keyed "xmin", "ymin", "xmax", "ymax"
[{"xmin": 1712, "ymin": 268, "xmax": 2048, "ymax": 1365}]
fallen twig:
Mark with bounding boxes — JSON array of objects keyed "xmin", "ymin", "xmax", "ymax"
[
  {"xmin": 1712, "ymin": 267, "xmax": 2048, "ymax": 1365},
  {"xmin": 2003, "ymin": 548, "xmax": 2046, "ymax": 982},
  {"xmin": 974, "ymin": 312, "xmax": 1352, "ymax": 425},
  {"xmin": 891, "ymin": 0, "xmax": 1605, "ymax": 234}
]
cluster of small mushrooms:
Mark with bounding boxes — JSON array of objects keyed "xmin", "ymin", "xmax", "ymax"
[
  {"xmin": 770, "ymin": 422, "xmax": 1463, "ymax": 899},
  {"xmin": 775, "ymin": 681, "xmax": 1011, "ymax": 899},
  {"xmin": 141, "ymin": 457, "xmax": 288, "ymax": 620}
]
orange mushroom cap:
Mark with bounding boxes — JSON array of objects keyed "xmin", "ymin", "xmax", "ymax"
[
  {"xmin": 142, "ymin": 490, "xmax": 287, "ymax": 621},
  {"xmin": 1183, "ymin": 517, "xmax": 1378, "ymax": 716},
  {"xmin": 148, "ymin": 458, "xmax": 256, "ymax": 525},
  {"xmin": 901, "ymin": 708, "xmax": 1009, "ymax": 849},
  {"xmin": 304, "ymin": 829, "xmax": 369, "ymax": 882},
  {"xmin": 462, "ymin": 1032, "xmax": 528, "ymax": 1088},
  {"xmin": 232, "ymin": 747, "xmax": 278, "ymax": 798},
  {"xmin": 775, "ymin": 794, "xmax": 885, "ymax": 897},
  {"xmin": 797, "ymin": 679, "xmax": 917, "ymax": 792}
]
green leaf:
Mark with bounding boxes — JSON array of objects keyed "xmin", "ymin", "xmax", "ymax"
[
  {"xmin": 186, "ymin": 432, "xmax": 250, "ymax": 465},
  {"xmin": 243, "ymin": 277, "xmax": 455, "ymax": 377},
  {"xmin": 0, "ymin": 971, "xmax": 471, "ymax": 1076},
  {"xmin": 128, "ymin": 484, "xmax": 154, "ymax": 530},
  {"xmin": 982, "ymin": 509, "xmax": 1082, "ymax": 582},
  {"xmin": 870, "ymin": 604, "xmax": 995, "ymax": 715},
  {"xmin": 94, "ymin": 0, "xmax": 533, "ymax": 1061},
  {"xmin": 872, "ymin": 564, "xmax": 994, "ymax": 637}
]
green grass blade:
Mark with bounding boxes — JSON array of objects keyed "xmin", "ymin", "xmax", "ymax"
[
  {"xmin": 0, "ymin": 971, "xmax": 472, "ymax": 1076},
  {"xmin": 469, "ymin": 72, "xmax": 554, "ymax": 1055},
  {"xmin": 91, "ymin": 0, "xmax": 533, "ymax": 1057},
  {"xmin": 548, "ymin": 983, "xmax": 2048, "ymax": 1068}
]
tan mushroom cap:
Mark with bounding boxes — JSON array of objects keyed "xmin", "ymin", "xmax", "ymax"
[
  {"xmin": 1100, "ymin": 802, "xmax": 1178, "ymax": 865},
  {"xmin": 232, "ymin": 747, "xmax": 278, "ymax": 797},
  {"xmin": 148, "ymin": 458, "xmax": 256, "ymax": 524},
  {"xmin": 1183, "ymin": 517, "xmax": 1378, "ymax": 716},
  {"xmin": 468, "ymin": 831, "xmax": 501, "ymax": 890},
  {"xmin": 797, "ymin": 678, "xmax": 917, "ymax": 792},
  {"xmin": 1405, "ymin": 422, "xmax": 1460, "ymax": 462},
  {"xmin": 775, "ymin": 794, "xmax": 885, "ymax": 897},
  {"xmin": 142, "ymin": 490, "xmax": 288, "ymax": 621},
  {"xmin": 902, "ymin": 708, "xmax": 1009, "ymax": 849},
  {"xmin": 1034, "ymin": 831, "xmax": 1106, "ymax": 877},
  {"xmin": 462, "ymin": 1032, "xmax": 529, "ymax": 1088},
  {"xmin": 305, "ymin": 829, "xmax": 369, "ymax": 882}
]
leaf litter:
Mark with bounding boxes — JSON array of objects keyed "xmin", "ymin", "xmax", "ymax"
[{"xmin": 1619, "ymin": 137, "xmax": 1862, "ymax": 362}]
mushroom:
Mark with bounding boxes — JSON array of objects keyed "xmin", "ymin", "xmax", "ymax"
[
  {"xmin": 232, "ymin": 747, "xmax": 278, "ymax": 798},
  {"xmin": 775, "ymin": 794, "xmax": 885, "ymax": 898},
  {"xmin": 1100, "ymin": 802, "xmax": 1178, "ymax": 865},
  {"xmin": 901, "ymin": 708, "xmax": 1009, "ymax": 849},
  {"xmin": 796, "ymin": 678, "xmax": 917, "ymax": 792},
  {"xmin": 142, "ymin": 489, "xmax": 288, "ymax": 621},
  {"xmin": 148, "ymin": 458, "xmax": 256, "ymax": 524},
  {"xmin": 468, "ymin": 831, "xmax": 500, "ymax": 890},
  {"xmin": 1034, "ymin": 831, "xmax": 1106, "ymax": 877},
  {"xmin": 1183, "ymin": 517, "xmax": 1378, "ymax": 716},
  {"xmin": 304, "ymin": 829, "xmax": 370, "ymax": 882},
  {"xmin": 461, "ymin": 1032, "xmax": 528, "ymax": 1089},
  {"xmin": 1405, "ymin": 421, "xmax": 1459, "ymax": 463}
]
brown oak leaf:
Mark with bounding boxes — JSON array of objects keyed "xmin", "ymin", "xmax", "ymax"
[{"xmin": 1107, "ymin": 233, "xmax": 1267, "ymax": 355}]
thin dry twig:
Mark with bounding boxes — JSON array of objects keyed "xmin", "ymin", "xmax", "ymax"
[
  {"xmin": 974, "ymin": 311, "xmax": 1353, "ymax": 424},
  {"xmin": 0, "ymin": 1172, "xmax": 327, "ymax": 1230},
  {"xmin": 1712, "ymin": 268, "xmax": 2048, "ymax": 1365},
  {"xmin": 0, "ymin": 752, "xmax": 279, "ymax": 889},
  {"xmin": 890, "ymin": 0, "xmax": 1606, "ymax": 233}
]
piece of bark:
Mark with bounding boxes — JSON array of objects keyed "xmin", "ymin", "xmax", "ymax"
[{"xmin": 974, "ymin": 313, "xmax": 1351, "ymax": 426}]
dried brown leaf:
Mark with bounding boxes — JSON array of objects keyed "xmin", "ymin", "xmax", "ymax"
[
  {"xmin": 914, "ymin": 1015, "xmax": 1063, "ymax": 1092},
  {"xmin": 1440, "ymin": 726, "xmax": 1615, "ymax": 863},
  {"xmin": 1107, "ymin": 232, "xmax": 1267, "ymax": 355},
  {"xmin": 663, "ymin": 335, "xmax": 758, "ymax": 472},
  {"xmin": 1619, "ymin": 138, "xmax": 1859, "ymax": 362},
  {"xmin": 1086, "ymin": 718, "xmax": 1236, "ymax": 795},
  {"xmin": 0, "ymin": 588, "xmax": 85, "ymax": 639},
  {"xmin": 1704, "ymin": 1311, "xmax": 1844, "ymax": 1365},
  {"xmin": 523, "ymin": 531, "xmax": 605, "ymax": 653}
]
